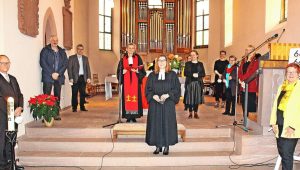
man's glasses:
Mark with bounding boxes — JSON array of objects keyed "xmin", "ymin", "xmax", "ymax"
[{"xmin": 0, "ymin": 62, "xmax": 11, "ymax": 66}]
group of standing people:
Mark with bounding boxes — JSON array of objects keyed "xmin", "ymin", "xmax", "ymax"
[
  {"xmin": 40, "ymin": 35, "xmax": 91, "ymax": 118},
  {"xmin": 210, "ymin": 46, "xmax": 259, "ymax": 118}
]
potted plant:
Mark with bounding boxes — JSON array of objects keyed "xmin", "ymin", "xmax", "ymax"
[{"xmin": 28, "ymin": 94, "xmax": 59, "ymax": 127}]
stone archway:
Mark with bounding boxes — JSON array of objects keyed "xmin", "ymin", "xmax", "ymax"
[{"xmin": 43, "ymin": 7, "xmax": 57, "ymax": 46}]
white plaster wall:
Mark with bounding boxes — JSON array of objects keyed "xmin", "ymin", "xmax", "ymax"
[
  {"xmin": 223, "ymin": 0, "xmax": 300, "ymax": 58},
  {"xmin": 1, "ymin": 0, "xmax": 75, "ymax": 135},
  {"xmin": 0, "ymin": 0, "xmax": 4, "ymax": 53}
]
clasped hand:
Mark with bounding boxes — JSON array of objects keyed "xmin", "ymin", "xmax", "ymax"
[
  {"xmin": 52, "ymin": 73, "xmax": 59, "ymax": 80},
  {"xmin": 153, "ymin": 94, "xmax": 169, "ymax": 103},
  {"xmin": 123, "ymin": 69, "xmax": 138, "ymax": 74},
  {"xmin": 193, "ymin": 73, "xmax": 198, "ymax": 78},
  {"xmin": 271, "ymin": 125, "xmax": 295, "ymax": 138}
]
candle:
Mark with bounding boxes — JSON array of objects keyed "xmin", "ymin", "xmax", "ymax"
[{"xmin": 7, "ymin": 97, "xmax": 15, "ymax": 131}]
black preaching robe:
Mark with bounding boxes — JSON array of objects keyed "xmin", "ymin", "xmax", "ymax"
[
  {"xmin": 0, "ymin": 74, "xmax": 23, "ymax": 165},
  {"xmin": 145, "ymin": 71, "xmax": 181, "ymax": 147},
  {"xmin": 116, "ymin": 53, "xmax": 146, "ymax": 120}
]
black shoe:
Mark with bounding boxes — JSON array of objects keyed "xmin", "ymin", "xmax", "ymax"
[
  {"xmin": 84, "ymin": 101, "xmax": 89, "ymax": 104},
  {"xmin": 222, "ymin": 112, "xmax": 229, "ymax": 115},
  {"xmin": 188, "ymin": 112, "xmax": 193, "ymax": 119},
  {"xmin": 132, "ymin": 118, "xmax": 137, "ymax": 123},
  {"xmin": 54, "ymin": 115, "xmax": 61, "ymax": 120},
  {"xmin": 72, "ymin": 109, "xmax": 77, "ymax": 112},
  {"xmin": 153, "ymin": 147, "xmax": 162, "ymax": 154},
  {"xmin": 163, "ymin": 146, "xmax": 169, "ymax": 155},
  {"xmin": 80, "ymin": 108, "xmax": 88, "ymax": 111},
  {"xmin": 229, "ymin": 113, "xmax": 235, "ymax": 116},
  {"xmin": 126, "ymin": 119, "xmax": 131, "ymax": 123}
]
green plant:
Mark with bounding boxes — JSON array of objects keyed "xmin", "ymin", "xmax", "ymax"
[{"xmin": 28, "ymin": 94, "xmax": 59, "ymax": 123}]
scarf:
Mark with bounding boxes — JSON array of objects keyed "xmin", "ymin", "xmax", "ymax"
[
  {"xmin": 225, "ymin": 64, "xmax": 235, "ymax": 88},
  {"xmin": 278, "ymin": 80, "xmax": 297, "ymax": 116}
]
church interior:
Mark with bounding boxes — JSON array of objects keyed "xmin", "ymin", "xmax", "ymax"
[{"xmin": 1, "ymin": 0, "xmax": 300, "ymax": 169}]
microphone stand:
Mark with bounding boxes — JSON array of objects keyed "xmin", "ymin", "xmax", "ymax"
[
  {"xmin": 237, "ymin": 34, "xmax": 278, "ymax": 65},
  {"xmin": 102, "ymin": 50, "xmax": 125, "ymax": 128},
  {"xmin": 216, "ymin": 65, "xmax": 247, "ymax": 132}
]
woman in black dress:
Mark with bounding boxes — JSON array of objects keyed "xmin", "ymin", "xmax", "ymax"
[
  {"xmin": 184, "ymin": 50, "xmax": 206, "ymax": 119},
  {"xmin": 145, "ymin": 55, "xmax": 181, "ymax": 155}
]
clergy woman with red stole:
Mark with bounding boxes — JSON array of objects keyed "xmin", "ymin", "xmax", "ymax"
[{"xmin": 117, "ymin": 43, "xmax": 146, "ymax": 123}]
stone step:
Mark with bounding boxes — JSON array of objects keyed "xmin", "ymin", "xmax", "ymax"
[
  {"xmin": 17, "ymin": 151, "xmax": 279, "ymax": 167},
  {"xmin": 17, "ymin": 136, "xmax": 234, "ymax": 153},
  {"xmin": 18, "ymin": 151, "xmax": 239, "ymax": 166},
  {"xmin": 25, "ymin": 126, "xmax": 231, "ymax": 139}
]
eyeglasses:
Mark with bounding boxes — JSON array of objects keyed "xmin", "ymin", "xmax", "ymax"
[
  {"xmin": 77, "ymin": 48, "xmax": 84, "ymax": 50},
  {"xmin": 286, "ymin": 71, "xmax": 298, "ymax": 75},
  {"xmin": 0, "ymin": 62, "xmax": 11, "ymax": 66},
  {"xmin": 158, "ymin": 59, "xmax": 166, "ymax": 62}
]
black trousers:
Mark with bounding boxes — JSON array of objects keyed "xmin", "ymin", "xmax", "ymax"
[
  {"xmin": 188, "ymin": 104, "xmax": 199, "ymax": 112},
  {"xmin": 277, "ymin": 125, "xmax": 298, "ymax": 170},
  {"xmin": 225, "ymin": 88, "xmax": 235, "ymax": 114},
  {"xmin": 215, "ymin": 82, "xmax": 226, "ymax": 102},
  {"xmin": 43, "ymin": 81, "xmax": 62, "ymax": 113},
  {"xmin": 71, "ymin": 75, "xmax": 86, "ymax": 109},
  {"xmin": 241, "ymin": 92, "xmax": 257, "ymax": 116}
]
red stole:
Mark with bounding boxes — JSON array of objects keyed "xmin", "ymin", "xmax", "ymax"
[
  {"xmin": 225, "ymin": 65, "xmax": 236, "ymax": 74},
  {"xmin": 123, "ymin": 55, "xmax": 139, "ymax": 111}
]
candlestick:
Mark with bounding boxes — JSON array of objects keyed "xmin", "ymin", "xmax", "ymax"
[{"xmin": 7, "ymin": 97, "xmax": 15, "ymax": 131}]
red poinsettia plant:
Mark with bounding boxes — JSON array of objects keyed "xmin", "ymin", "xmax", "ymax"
[{"xmin": 28, "ymin": 94, "xmax": 59, "ymax": 123}]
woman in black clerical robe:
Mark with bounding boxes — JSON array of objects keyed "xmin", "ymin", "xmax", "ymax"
[{"xmin": 145, "ymin": 55, "xmax": 181, "ymax": 155}]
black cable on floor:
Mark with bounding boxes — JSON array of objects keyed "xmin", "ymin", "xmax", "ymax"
[
  {"xmin": 98, "ymin": 126, "xmax": 115, "ymax": 170},
  {"xmin": 227, "ymin": 124, "xmax": 277, "ymax": 169}
]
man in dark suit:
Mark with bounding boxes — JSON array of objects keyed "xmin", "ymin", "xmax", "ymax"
[
  {"xmin": 68, "ymin": 44, "xmax": 91, "ymax": 112},
  {"xmin": 40, "ymin": 35, "xmax": 68, "ymax": 120},
  {"xmin": 0, "ymin": 55, "xmax": 24, "ymax": 169}
]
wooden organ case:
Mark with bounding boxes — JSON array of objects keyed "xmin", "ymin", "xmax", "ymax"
[{"xmin": 120, "ymin": 0, "xmax": 193, "ymax": 54}]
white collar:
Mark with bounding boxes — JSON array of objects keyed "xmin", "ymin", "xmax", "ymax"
[
  {"xmin": 77, "ymin": 54, "xmax": 82, "ymax": 58},
  {"xmin": 128, "ymin": 56, "xmax": 133, "ymax": 65},
  {"xmin": 158, "ymin": 70, "xmax": 165, "ymax": 80},
  {"xmin": 0, "ymin": 72, "xmax": 9, "ymax": 82}
]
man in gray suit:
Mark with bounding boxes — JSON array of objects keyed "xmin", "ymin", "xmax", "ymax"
[{"xmin": 68, "ymin": 44, "xmax": 91, "ymax": 112}]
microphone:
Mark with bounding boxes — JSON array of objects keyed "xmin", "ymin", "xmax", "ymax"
[
  {"xmin": 277, "ymin": 29, "xmax": 285, "ymax": 43},
  {"xmin": 267, "ymin": 33, "xmax": 278, "ymax": 41}
]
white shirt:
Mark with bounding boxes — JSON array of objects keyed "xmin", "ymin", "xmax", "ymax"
[
  {"xmin": 158, "ymin": 69, "xmax": 165, "ymax": 80},
  {"xmin": 77, "ymin": 55, "xmax": 84, "ymax": 75},
  {"xmin": 0, "ymin": 72, "xmax": 10, "ymax": 82}
]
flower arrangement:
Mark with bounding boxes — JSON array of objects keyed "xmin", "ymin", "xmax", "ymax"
[
  {"xmin": 168, "ymin": 54, "xmax": 183, "ymax": 73},
  {"xmin": 28, "ymin": 94, "xmax": 59, "ymax": 123}
]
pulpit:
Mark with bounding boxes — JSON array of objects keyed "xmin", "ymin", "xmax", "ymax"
[{"xmin": 248, "ymin": 43, "xmax": 300, "ymax": 135}]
